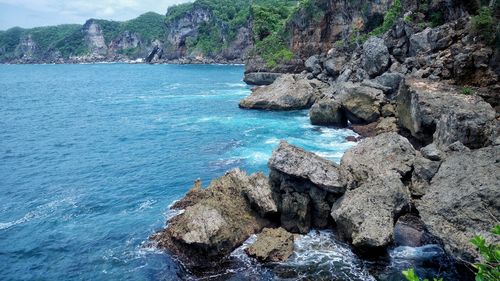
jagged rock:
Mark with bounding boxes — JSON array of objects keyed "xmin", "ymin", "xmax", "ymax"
[
  {"xmin": 269, "ymin": 141, "xmax": 346, "ymax": 193},
  {"xmin": 331, "ymin": 173, "xmax": 411, "ymax": 250},
  {"xmin": 245, "ymin": 227, "xmax": 294, "ymax": 262},
  {"xmin": 309, "ymin": 98, "xmax": 347, "ymax": 127},
  {"xmin": 305, "ymin": 55, "xmax": 322, "ymax": 75},
  {"xmin": 410, "ymin": 156, "xmax": 441, "ymax": 197},
  {"xmin": 152, "ymin": 169, "xmax": 270, "ymax": 271},
  {"xmin": 394, "ymin": 214, "xmax": 437, "ymax": 247},
  {"xmin": 420, "ymin": 143, "xmax": 442, "ymax": 161},
  {"xmin": 397, "ymin": 79, "xmax": 496, "ymax": 147},
  {"xmin": 409, "ymin": 28, "xmax": 432, "ymax": 56},
  {"xmin": 239, "ymin": 74, "xmax": 322, "ymax": 110},
  {"xmin": 336, "ymin": 83, "xmax": 384, "ymax": 124},
  {"xmin": 324, "ymin": 56, "xmax": 346, "ymax": 77},
  {"xmin": 243, "ymin": 172, "xmax": 278, "ymax": 217},
  {"xmin": 268, "ymin": 141, "xmax": 345, "ymax": 233},
  {"xmin": 340, "ymin": 132, "xmax": 416, "ymax": 187},
  {"xmin": 373, "ymin": 72, "xmax": 404, "ymax": 95},
  {"xmin": 419, "ymin": 146, "xmax": 500, "ymax": 262},
  {"xmin": 243, "ymin": 72, "xmax": 282, "ymax": 86},
  {"xmin": 375, "ymin": 117, "xmax": 398, "ymax": 134},
  {"xmin": 362, "ymin": 37, "xmax": 390, "ymax": 78},
  {"xmin": 170, "ymin": 179, "xmax": 208, "ymax": 210},
  {"xmin": 381, "ymin": 103, "xmax": 396, "ymax": 117}
]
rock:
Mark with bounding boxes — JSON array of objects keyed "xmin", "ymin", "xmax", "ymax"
[
  {"xmin": 243, "ymin": 72, "xmax": 282, "ymax": 86},
  {"xmin": 362, "ymin": 37, "xmax": 390, "ymax": 78},
  {"xmin": 397, "ymin": 79, "xmax": 496, "ymax": 147},
  {"xmin": 152, "ymin": 169, "xmax": 270, "ymax": 271},
  {"xmin": 324, "ymin": 57, "xmax": 346, "ymax": 77},
  {"xmin": 381, "ymin": 103, "xmax": 396, "ymax": 117},
  {"xmin": 409, "ymin": 28, "xmax": 432, "ymax": 56},
  {"xmin": 373, "ymin": 73, "xmax": 404, "ymax": 96},
  {"xmin": 394, "ymin": 214, "xmax": 437, "ymax": 247},
  {"xmin": 376, "ymin": 117, "xmax": 398, "ymax": 134},
  {"xmin": 245, "ymin": 228, "xmax": 294, "ymax": 262},
  {"xmin": 309, "ymin": 98, "xmax": 347, "ymax": 127},
  {"xmin": 419, "ymin": 146, "xmax": 500, "ymax": 262},
  {"xmin": 337, "ymin": 83, "xmax": 384, "ymax": 124},
  {"xmin": 341, "ymin": 133, "xmax": 416, "ymax": 187},
  {"xmin": 420, "ymin": 143, "xmax": 442, "ymax": 161},
  {"xmin": 170, "ymin": 179, "xmax": 209, "ymax": 209},
  {"xmin": 331, "ymin": 173, "xmax": 411, "ymax": 250},
  {"xmin": 268, "ymin": 141, "xmax": 345, "ymax": 233},
  {"xmin": 410, "ymin": 156, "xmax": 441, "ymax": 197},
  {"xmin": 269, "ymin": 141, "xmax": 346, "ymax": 193},
  {"xmin": 239, "ymin": 74, "xmax": 322, "ymax": 110},
  {"xmin": 243, "ymin": 172, "xmax": 278, "ymax": 217},
  {"xmin": 305, "ymin": 55, "xmax": 322, "ymax": 75},
  {"xmin": 445, "ymin": 141, "xmax": 470, "ymax": 152}
]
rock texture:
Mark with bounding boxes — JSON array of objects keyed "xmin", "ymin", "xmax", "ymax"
[
  {"xmin": 239, "ymin": 75, "xmax": 324, "ymax": 110},
  {"xmin": 418, "ymin": 146, "xmax": 500, "ymax": 262},
  {"xmin": 336, "ymin": 83, "xmax": 384, "ymax": 124},
  {"xmin": 152, "ymin": 169, "xmax": 270, "ymax": 271},
  {"xmin": 362, "ymin": 37, "xmax": 391, "ymax": 78},
  {"xmin": 309, "ymin": 98, "xmax": 347, "ymax": 127},
  {"xmin": 245, "ymin": 227, "xmax": 294, "ymax": 262}
]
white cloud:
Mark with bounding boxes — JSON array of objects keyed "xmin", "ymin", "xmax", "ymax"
[{"xmin": 0, "ymin": 0, "xmax": 192, "ymax": 28}]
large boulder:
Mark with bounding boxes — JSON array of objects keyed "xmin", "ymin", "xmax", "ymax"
[
  {"xmin": 243, "ymin": 172, "xmax": 278, "ymax": 217},
  {"xmin": 243, "ymin": 72, "xmax": 282, "ymax": 86},
  {"xmin": 331, "ymin": 173, "xmax": 411, "ymax": 250},
  {"xmin": 269, "ymin": 141, "xmax": 346, "ymax": 233},
  {"xmin": 336, "ymin": 82, "xmax": 384, "ymax": 124},
  {"xmin": 418, "ymin": 146, "xmax": 500, "ymax": 262},
  {"xmin": 362, "ymin": 37, "xmax": 391, "ymax": 78},
  {"xmin": 340, "ymin": 132, "xmax": 416, "ymax": 187},
  {"xmin": 239, "ymin": 74, "xmax": 323, "ymax": 110},
  {"xmin": 397, "ymin": 79, "xmax": 496, "ymax": 147},
  {"xmin": 152, "ymin": 169, "xmax": 270, "ymax": 271},
  {"xmin": 309, "ymin": 98, "xmax": 347, "ymax": 127},
  {"xmin": 245, "ymin": 227, "xmax": 294, "ymax": 262}
]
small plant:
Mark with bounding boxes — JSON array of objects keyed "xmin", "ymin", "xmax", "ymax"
[
  {"xmin": 404, "ymin": 15, "xmax": 413, "ymax": 23},
  {"xmin": 470, "ymin": 225, "xmax": 500, "ymax": 281},
  {"xmin": 402, "ymin": 268, "xmax": 443, "ymax": 281},
  {"xmin": 462, "ymin": 87, "xmax": 474, "ymax": 95},
  {"xmin": 471, "ymin": 6, "xmax": 496, "ymax": 44}
]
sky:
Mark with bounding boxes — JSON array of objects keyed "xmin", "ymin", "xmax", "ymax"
[{"xmin": 0, "ymin": 0, "xmax": 192, "ymax": 30}]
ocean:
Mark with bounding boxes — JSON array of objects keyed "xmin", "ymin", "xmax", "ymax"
[{"xmin": 0, "ymin": 64, "xmax": 457, "ymax": 280}]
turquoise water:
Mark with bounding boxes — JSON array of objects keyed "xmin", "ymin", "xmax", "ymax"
[{"xmin": 0, "ymin": 64, "xmax": 359, "ymax": 280}]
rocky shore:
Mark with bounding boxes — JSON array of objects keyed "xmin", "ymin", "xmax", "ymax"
[{"xmin": 152, "ymin": 2, "xmax": 499, "ymax": 278}]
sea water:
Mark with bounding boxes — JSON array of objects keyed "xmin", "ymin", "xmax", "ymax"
[{"xmin": 0, "ymin": 64, "xmax": 456, "ymax": 280}]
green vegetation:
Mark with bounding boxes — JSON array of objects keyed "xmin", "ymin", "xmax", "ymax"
[
  {"xmin": 462, "ymin": 87, "xmax": 474, "ymax": 95},
  {"xmin": 403, "ymin": 225, "xmax": 500, "ymax": 281},
  {"xmin": 470, "ymin": 225, "xmax": 500, "ymax": 281},
  {"xmin": 370, "ymin": 0, "xmax": 403, "ymax": 36},
  {"xmin": 402, "ymin": 268, "xmax": 442, "ymax": 281},
  {"xmin": 471, "ymin": 6, "xmax": 497, "ymax": 44}
]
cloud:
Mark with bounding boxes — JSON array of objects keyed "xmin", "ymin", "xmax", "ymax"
[{"xmin": 0, "ymin": 0, "xmax": 191, "ymax": 29}]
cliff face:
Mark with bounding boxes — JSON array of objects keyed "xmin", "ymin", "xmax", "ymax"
[{"xmin": 0, "ymin": 12, "xmax": 166, "ymax": 64}]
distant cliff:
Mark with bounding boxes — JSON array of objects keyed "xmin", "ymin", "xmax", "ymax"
[{"xmin": 0, "ymin": 12, "xmax": 166, "ymax": 64}]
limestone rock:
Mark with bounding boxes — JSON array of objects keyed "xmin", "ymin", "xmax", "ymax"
[
  {"xmin": 336, "ymin": 83, "xmax": 384, "ymax": 124},
  {"xmin": 362, "ymin": 37, "xmax": 390, "ymax": 77},
  {"xmin": 419, "ymin": 146, "xmax": 500, "ymax": 262},
  {"xmin": 243, "ymin": 72, "xmax": 282, "ymax": 86},
  {"xmin": 309, "ymin": 98, "xmax": 347, "ymax": 127},
  {"xmin": 152, "ymin": 169, "xmax": 270, "ymax": 271},
  {"xmin": 244, "ymin": 172, "xmax": 278, "ymax": 217},
  {"xmin": 245, "ymin": 227, "xmax": 294, "ymax": 262},
  {"xmin": 239, "ymin": 74, "xmax": 322, "ymax": 110}
]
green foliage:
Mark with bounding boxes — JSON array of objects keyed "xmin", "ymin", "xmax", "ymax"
[
  {"xmin": 370, "ymin": 0, "xmax": 403, "ymax": 36},
  {"xmin": 470, "ymin": 225, "xmax": 500, "ymax": 281},
  {"xmin": 402, "ymin": 268, "xmax": 443, "ymax": 281},
  {"xmin": 471, "ymin": 6, "xmax": 497, "ymax": 44},
  {"xmin": 429, "ymin": 11, "xmax": 444, "ymax": 28},
  {"xmin": 462, "ymin": 87, "xmax": 474, "ymax": 95},
  {"xmin": 254, "ymin": 33, "xmax": 294, "ymax": 68}
]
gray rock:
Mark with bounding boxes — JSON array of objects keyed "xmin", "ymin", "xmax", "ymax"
[
  {"xmin": 331, "ymin": 174, "xmax": 411, "ymax": 250},
  {"xmin": 245, "ymin": 227, "xmax": 294, "ymax": 262},
  {"xmin": 336, "ymin": 82, "xmax": 384, "ymax": 124},
  {"xmin": 309, "ymin": 98, "xmax": 347, "ymax": 127},
  {"xmin": 269, "ymin": 141, "xmax": 346, "ymax": 193},
  {"xmin": 409, "ymin": 28, "xmax": 432, "ymax": 56},
  {"xmin": 381, "ymin": 103, "xmax": 396, "ymax": 117},
  {"xmin": 420, "ymin": 143, "xmax": 442, "ymax": 161},
  {"xmin": 243, "ymin": 72, "xmax": 282, "ymax": 86},
  {"xmin": 239, "ymin": 74, "xmax": 322, "ymax": 110},
  {"xmin": 324, "ymin": 56, "xmax": 346, "ymax": 77},
  {"xmin": 373, "ymin": 72, "xmax": 404, "ymax": 95},
  {"xmin": 152, "ymin": 169, "xmax": 270, "ymax": 270},
  {"xmin": 305, "ymin": 55, "xmax": 321, "ymax": 74},
  {"xmin": 341, "ymin": 132, "xmax": 416, "ymax": 187},
  {"xmin": 397, "ymin": 79, "xmax": 496, "ymax": 147},
  {"xmin": 410, "ymin": 156, "xmax": 441, "ymax": 196},
  {"xmin": 362, "ymin": 37, "xmax": 390, "ymax": 77},
  {"xmin": 394, "ymin": 214, "xmax": 437, "ymax": 247},
  {"xmin": 419, "ymin": 146, "xmax": 500, "ymax": 262},
  {"xmin": 244, "ymin": 172, "xmax": 278, "ymax": 217}
]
